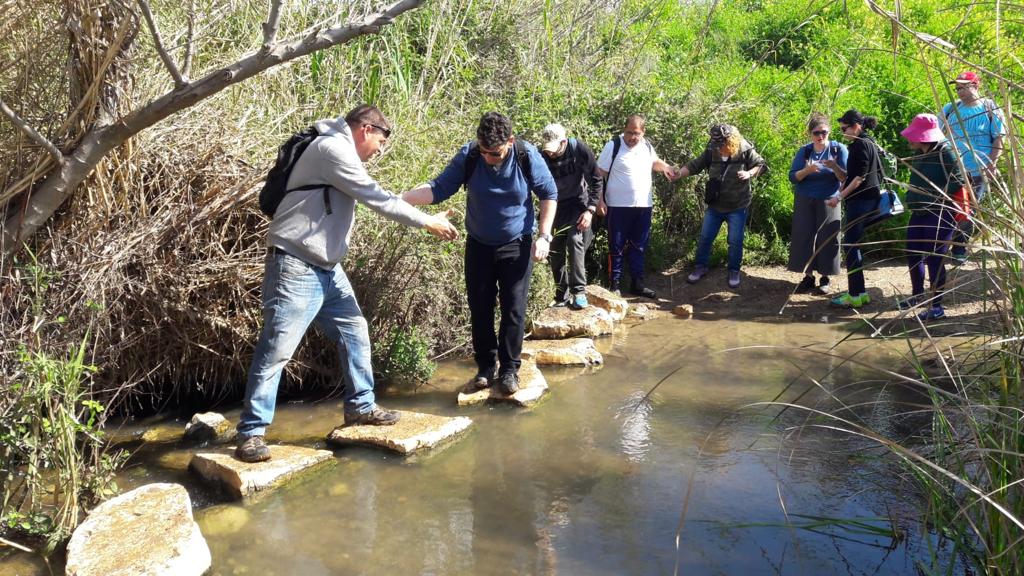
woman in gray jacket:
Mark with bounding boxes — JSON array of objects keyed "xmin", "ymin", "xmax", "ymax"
[{"xmin": 677, "ymin": 124, "xmax": 767, "ymax": 288}]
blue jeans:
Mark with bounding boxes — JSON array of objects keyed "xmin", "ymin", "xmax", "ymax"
[
  {"xmin": 606, "ymin": 206, "xmax": 653, "ymax": 285},
  {"xmin": 841, "ymin": 198, "xmax": 876, "ymax": 295},
  {"xmin": 237, "ymin": 250, "xmax": 376, "ymax": 439},
  {"xmin": 695, "ymin": 207, "xmax": 747, "ymax": 271}
]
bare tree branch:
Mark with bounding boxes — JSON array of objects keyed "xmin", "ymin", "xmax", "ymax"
[
  {"xmin": 0, "ymin": 97, "xmax": 64, "ymax": 164},
  {"xmin": 262, "ymin": 0, "xmax": 285, "ymax": 50},
  {"xmin": 183, "ymin": 0, "xmax": 196, "ymax": 77},
  {"xmin": 2, "ymin": 0, "xmax": 426, "ymax": 255},
  {"xmin": 137, "ymin": 0, "xmax": 187, "ymax": 87}
]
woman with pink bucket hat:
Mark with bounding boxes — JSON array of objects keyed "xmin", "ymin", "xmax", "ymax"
[{"xmin": 898, "ymin": 113, "xmax": 966, "ymax": 321}]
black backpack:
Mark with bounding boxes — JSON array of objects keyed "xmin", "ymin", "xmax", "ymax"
[
  {"xmin": 259, "ymin": 127, "xmax": 331, "ymax": 217},
  {"xmin": 463, "ymin": 139, "xmax": 532, "ymax": 188}
]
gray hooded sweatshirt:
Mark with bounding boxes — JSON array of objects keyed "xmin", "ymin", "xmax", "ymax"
[{"xmin": 268, "ymin": 117, "xmax": 430, "ymax": 268}]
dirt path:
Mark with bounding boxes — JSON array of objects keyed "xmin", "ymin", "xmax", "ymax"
[{"xmin": 630, "ymin": 258, "xmax": 1002, "ymax": 335}]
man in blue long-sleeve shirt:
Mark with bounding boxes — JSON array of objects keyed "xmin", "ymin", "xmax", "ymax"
[{"xmin": 404, "ymin": 112, "xmax": 557, "ymax": 395}]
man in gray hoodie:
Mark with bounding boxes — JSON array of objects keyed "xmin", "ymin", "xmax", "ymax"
[{"xmin": 236, "ymin": 104, "xmax": 458, "ymax": 463}]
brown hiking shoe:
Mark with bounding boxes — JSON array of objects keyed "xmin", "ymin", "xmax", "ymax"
[
  {"xmin": 235, "ymin": 435, "xmax": 271, "ymax": 463},
  {"xmin": 344, "ymin": 406, "xmax": 401, "ymax": 426}
]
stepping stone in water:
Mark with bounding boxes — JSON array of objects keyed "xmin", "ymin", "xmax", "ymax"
[
  {"xmin": 585, "ymin": 285, "xmax": 629, "ymax": 321},
  {"xmin": 65, "ymin": 483, "xmax": 210, "ymax": 576},
  {"xmin": 325, "ymin": 411, "xmax": 473, "ymax": 455},
  {"xmin": 522, "ymin": 337, "xmax": 603, "ymax": 365},
  {"xmin": 189, "ymin": 445, "xmax": 334, "ymax": 500},
  {"xmin": 672, "ymin": 304, "xmax": 694, "ymax": 318},
  {"xmin": 531, "ymin": 305, "xmax": 614, "ymax": 339},
  {"xmin": 458, "ymin": 361, "xmax": 548, "ymax": 407},
  {"xmin": 183, "ymin": 411, "xmax": 236, "ymax": 445}
]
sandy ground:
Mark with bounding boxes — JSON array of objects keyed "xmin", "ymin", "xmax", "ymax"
[{"xmin": 625, "ymin": 256, "xmax": 1004, "ymax": 336}]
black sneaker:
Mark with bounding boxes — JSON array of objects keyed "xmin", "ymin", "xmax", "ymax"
[
  {"xmin": 630, "ymin": 284, "xmax": 656, "ymax": 298},
  {"xmin": 344, "ymin": 406, "xmax": 401, "ymax": 426},
  {"xmin": 463, "ymin": 368, "xmax": 495, "ymax": 393},
  {"xmin": 795, "ymin": 275, "xmax": 815, "ymax": 294},
  {"xmin": 235, "ymin": 435, "xmax": 271, "ymax": 463},
  {"xmin": 609, "ymin": 280, "xmax": 621, "ymax": 296},
  {"xmin": 497, "ymin": 371, "xmax": 520, "ymax": 395}
]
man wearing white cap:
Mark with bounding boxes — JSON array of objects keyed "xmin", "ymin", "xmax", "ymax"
[
  {"xmin": 940, "ymin": 70, "xmax": 1006, "ymax": 262},
  {"xmin": 537, "ymin": 123, "xmax": 604, "ymax": 309}
]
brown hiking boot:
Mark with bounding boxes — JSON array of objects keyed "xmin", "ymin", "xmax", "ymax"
[
  {"xmin": 235, "ymin": 435, "xmax": 271, "ymax": 463},
  {"xmin": 344, "ymin": 406, "xmax": 401, "ymax": 426}
]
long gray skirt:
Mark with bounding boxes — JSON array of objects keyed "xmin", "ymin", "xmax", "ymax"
[{"xmin": 788, "ymin": 194, "xmax": 841, "ymax": 276}]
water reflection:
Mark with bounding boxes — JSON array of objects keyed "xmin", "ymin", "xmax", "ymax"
[{"xmin": 2, "ymin": 317, "xmax": 956, "ymax": 575}]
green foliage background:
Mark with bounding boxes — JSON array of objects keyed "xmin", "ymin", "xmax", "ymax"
[{"xmin": 5, "ymin": 0, "xmax": 1022, "ymax": 403}]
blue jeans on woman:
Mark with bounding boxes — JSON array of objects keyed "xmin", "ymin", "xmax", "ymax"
[
  {"xmin": 841, "ymin": 197, "xmax": 876, "ymax": 295},
  {"xmin": 237, "ymin": 250, "xmax": 377, "ymax": 439},
  {"xmin": 695, "ymin": 207, "xmax": 747, "ymax": 271}
]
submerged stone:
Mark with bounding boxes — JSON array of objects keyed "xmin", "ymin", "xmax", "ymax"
[
  {"xmin": 183, "ymin": 412, "xmax": 236, "ymax": 444},
  {"xmin": 325, "ymin": 411, "xmax": 473, "ymax": 455},
  {"xmin": 585, "ymin": 285, "xmax": 629, "ymax": 321},
  {"xmin": 139, "ymin": 422, "xmax": 182, "ymax": 444},
  {"xmin": 189, "ymin": 445, "xmax": 334, "ymax": 500},
  {"xmin": 195, "ymin": 504, "xmax": 250, "ymax": 537},
  {"xmin": 531, "ymin": 305, "xmax": 614, "ymax": 339},
  {"xmin": 672, "ymin": 304, "xmax": 694, "ymax": 318},
  {"xmin": 65, "ymin": 483, "xmax": 210, "ymax": 576},
  {"xmin": 522, "ymin": 338, "xmax": 603, "ymax": 365},
  {"xmin": 458, "ymin": 362, "xmax": 548, "ymax": 407}
]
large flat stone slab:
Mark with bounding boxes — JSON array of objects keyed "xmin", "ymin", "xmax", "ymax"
[
  {"xmin": 458, "ymin": 362, "xmax": 548, "ymax": 407},
  {"xmin": 325, "ymin": 411, "xmax": 473, "ymax": 455},
  {"xmin": 585, "ymin": 285, "xmax": 629, "ymax": 321},
  {"xmin": 66, "ymin": 483, "xmax": 210, "ymax": 576},
  {"xmin": 531, "ymin": 305, "xmax": 614, "ymax": 339},
  {"xmin": 189, "ymin": 445, "xmax": 334, "ymax": 500},
  {"xmin": 522, "ymin": 337, "xmax": 603, "ymax": 365}
]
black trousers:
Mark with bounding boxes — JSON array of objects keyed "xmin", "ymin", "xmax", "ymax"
[{"xmin": 465, "ymin": 235, "xmax": 533, "ymax": 376}]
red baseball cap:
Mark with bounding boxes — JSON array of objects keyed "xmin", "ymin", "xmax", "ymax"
[{"xmin": 950, "ymin": 71, "xmax": 980, "ymax": 85}]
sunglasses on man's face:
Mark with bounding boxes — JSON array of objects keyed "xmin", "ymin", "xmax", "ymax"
[
  {"xmin": 812, "ymin": 130, "xmax": 829, "ymax": 137},
  {"xmin": 367, "ymin": 123, "xmax": 391, "ymax": 139},
  {"xmin": 478, "ymin": 145, "xmax": 506, "ymax": 158}
]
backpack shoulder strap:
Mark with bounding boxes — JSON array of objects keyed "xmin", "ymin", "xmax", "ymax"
[
  {"xmin": 514, "ymin": 139, "xmax": 531, "ymax": 180},
  {"xmin": 802, "ymin": 143, "xmax": 812, "ymax": 162},
  {"xmin": 607, "ymin": 136, "xmax": 622, "ymax": 178},
  {"xmin": 464, "ymin": 142, "xmax": 481, "ymax": 187}
]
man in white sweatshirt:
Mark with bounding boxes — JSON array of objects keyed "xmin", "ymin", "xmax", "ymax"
[{"xmin": 235, "ymin": 104, "xmax": 457, "ymax": 463}]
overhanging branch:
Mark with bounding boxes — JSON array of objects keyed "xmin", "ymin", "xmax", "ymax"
[{"xmin": 2, "ymin": 0, "xmax": 426, "ymax": 256}]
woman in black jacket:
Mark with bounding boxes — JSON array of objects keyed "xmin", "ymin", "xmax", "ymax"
[{"xmin": 827, "ymin": 109, "xmax": 883, "ymax": 308}]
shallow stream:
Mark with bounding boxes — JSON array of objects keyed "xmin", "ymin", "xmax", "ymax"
[{"xmin": 3, "ymin": 316, "xmax": 959, "ymax": 575}]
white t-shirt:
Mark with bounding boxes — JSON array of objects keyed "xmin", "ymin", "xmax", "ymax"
[{"xmin": 597, "ymin": 136, "xmax": 659, "ymax": 207}]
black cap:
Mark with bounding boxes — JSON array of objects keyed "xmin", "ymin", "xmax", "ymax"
[
  {"xmin": 709, "ymin": 124, "xmax": 733, "ymax": 146},
  {"xmin": 837, "ymin": 109, "xmax": 864, "ymax": 126}
]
